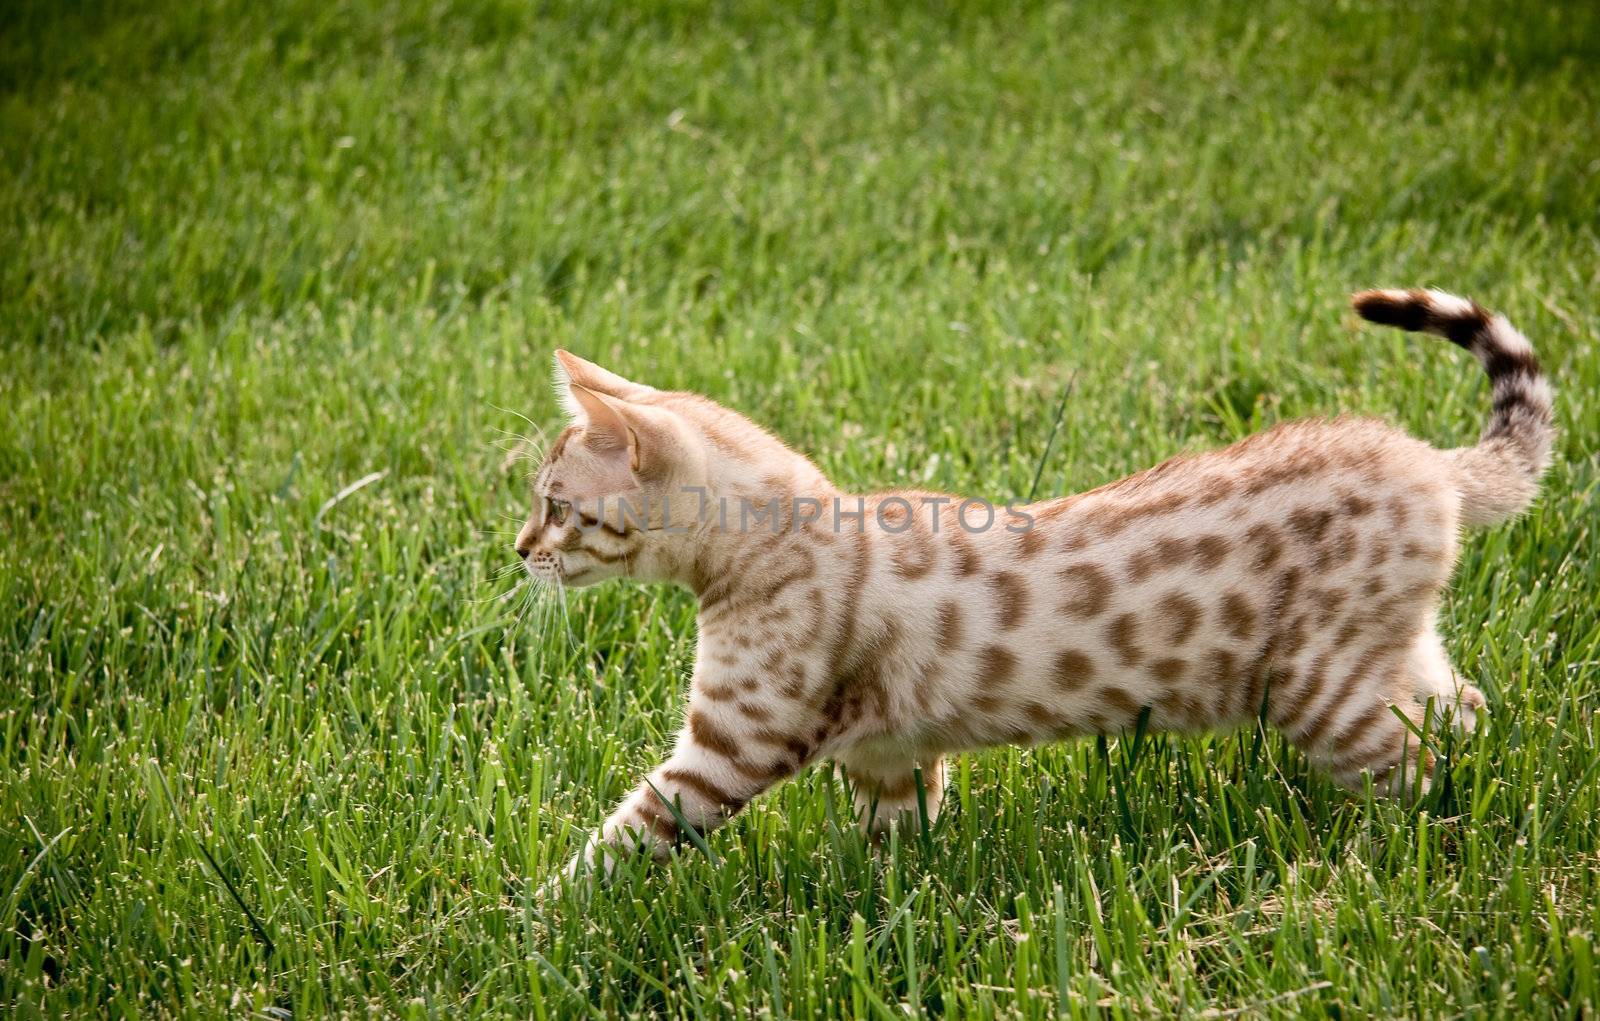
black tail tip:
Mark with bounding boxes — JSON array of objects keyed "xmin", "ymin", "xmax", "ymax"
[{"xmin": 1351, "ymin": 289, "xmax": 1428, "ymax": 331}]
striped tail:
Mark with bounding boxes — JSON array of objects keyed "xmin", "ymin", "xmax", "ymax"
[{"xmin": 1352, "ymin": 288, "xmax": 1555, "ymax": 526}]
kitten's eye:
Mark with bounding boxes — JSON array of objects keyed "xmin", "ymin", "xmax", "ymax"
[{"xmin": 547, "ymin": 498, "xmax": 571, "ymax": 525}]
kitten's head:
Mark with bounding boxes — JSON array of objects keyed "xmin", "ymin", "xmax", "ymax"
[{"xmin": 516, "ymin": 352, "xmax": 816, "ymax": 587}]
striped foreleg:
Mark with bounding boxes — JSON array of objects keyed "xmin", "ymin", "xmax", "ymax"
[{"xmin": 563, "ymin": 694, "xmax": 814, "ymax": 879}]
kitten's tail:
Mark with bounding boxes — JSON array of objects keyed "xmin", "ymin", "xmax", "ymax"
[{"xmin": 1351, "ymin": 288, "xmax": 1555, "ymax": 527}]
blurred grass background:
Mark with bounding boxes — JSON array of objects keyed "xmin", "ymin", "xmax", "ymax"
[{"xmin": 2, "ymin": 0, "xmax": 1598, "ymax": 1016}]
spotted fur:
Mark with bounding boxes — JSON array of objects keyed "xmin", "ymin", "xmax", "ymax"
[{"xmin": 520, "ymin": 292, "xmax": 1554, "ymax": 881}]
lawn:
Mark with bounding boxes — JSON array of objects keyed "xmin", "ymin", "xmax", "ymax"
[{"xmin": 3, "ymin": 0, "xmax": 1599, "ymax": 1016}]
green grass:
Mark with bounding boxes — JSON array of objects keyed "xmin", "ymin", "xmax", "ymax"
[{"xmin": 3, "ymin": 0, "xmax": 1599, "ymax": 1015}]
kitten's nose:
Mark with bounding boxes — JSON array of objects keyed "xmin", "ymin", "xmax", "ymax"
[{"xmin": 516, "ymin": 546, "xmax": 530, "ymax": 560}]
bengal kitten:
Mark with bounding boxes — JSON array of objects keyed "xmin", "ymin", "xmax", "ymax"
[{"xmin": 517, "ymin": 289, "xmax": 1553, "ymax": 880}]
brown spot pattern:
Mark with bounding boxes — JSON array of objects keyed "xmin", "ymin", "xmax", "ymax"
[
  {"xmin": 1201, "ymin": 648, "xmax": 1240, "ymax": 714},
  {"xmin": 1246, "ymin": 523, "xmax": 1284, "ymax": 571},
  {"xmin": 1127, "ymin": 548, "xmax": 1161, "ymax": 583},
  {"xmin": 1289, "ymin": 507, "xmax": 1335, "ymax": 545},
  {"xmin": 890, "ymin": 526, "xmax": 938, "ymax": 580},
  {"xmin": 1105, "ymin": 612, "xmax": 1142, "ymax": 667},
  {"xmin": 1024, "ymin": 701, "xmax": 1058, "ymax": 726},
  {"xmin": 937, "ymin": 600, "xmax": 964, "ymax": 651},
  {"xmin": 1193, "ymin": 534, "xmax": 1232, "ymax": 570},
  {"xmin": 980, "ymin": 645, "xmax": 1018, "ymax": 686},
  {"xmin": 1313, "ymin": 587, "xmax": 1349, "ymax": 628},
  {"xmin": 990, "ymin": 571, "xmax": 1029, "ymax": 630},
  {"xmin": 1059, "ymin": 564, "xmax": 1112, "ymax": 618},
  {"xmin": 1196, "ymin": 476, "xmax": 1236, "ymax": 506},
  {"xmin": 1221, "ymin": 591, "xmax": 1256, "ymax": 641},
  {"xmin": 1156, "ymin": 535, "xmax": 1191, "ymax": 566},
  {"xmin": 1098, "ymin": 686, "xmax": 1141, "ymax": 720},
  {"xmin": 951, "ymin": 533, "xmax": 981, "ymax": 577},
  {"xmin": 1340, "ymin": 492, "xmax": 1375, "ymax": 517},
  {"xmin": 1150, "ymin": 657, "xmax": 1187, "ymax": 685},
  {"xmin": 1315, "ymin": 526, "xmax": 1359, "ymax": 574},
  {"xmin": 1157, "ymin": 591, "xmax": 1202, "ymax": 646},
  {"xmin": 1052, "ymin": 649, "xmax": 1096, "ymax": 691},
  {"xmin": 1388, "ymin": 497, "xmax": 1411, "ymax": 529},
  {"xmin": 1018, "ymin": 528, "xmax": 1047, "ymax": 559}
]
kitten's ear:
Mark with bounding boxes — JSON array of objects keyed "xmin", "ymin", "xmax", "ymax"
[
  {"xmin": 552, "ymin": 350, "xmax": 651, "ymax": 400},
  {"xmin": 564, "ymin": 382, "xmax": 640, "ymax": 494},
  {"xmin": 551, "ymin": 351, "xmax": 676, "ymax": 496}
]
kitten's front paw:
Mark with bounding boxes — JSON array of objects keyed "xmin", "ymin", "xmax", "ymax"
[
  {"xmin": 1454, "ymin": 684, "xmax": 1486, "ymax": 732},
  {"xmin": 538, "ymin": 841, "xmax": 618, "ymax": 902},
  {"xmin": 535, "ymin": 860, "xmax": 581, "ymax": 905}
]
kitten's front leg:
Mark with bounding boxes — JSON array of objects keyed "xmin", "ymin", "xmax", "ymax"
[{"xmin": 560, "ymin": 693, "xmax": 810, "ymax": 883}]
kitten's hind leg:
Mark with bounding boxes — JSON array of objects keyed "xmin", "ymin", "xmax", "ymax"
[
  {"xmin": 1274, "ymin": 623, "xmax": 1495, "ymax": 800},
  {"xmin": 1408, "ymin": 630, "xmax": 1486, "ymax": 733},
  {"xmin": 1276, "ymin": 656, "xmax": 1437, "ymax": 800},
  {"xmin": 835, "ymin": 745, "xmax": 945, "ymax": 838},
  {"xmin": 1319, "ymin": 698, "xmax": 1437, "ymax": 799}
]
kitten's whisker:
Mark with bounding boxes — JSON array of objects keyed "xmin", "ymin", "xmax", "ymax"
[
  {"xmin": 505, "ymin": 577, "xmax": 544, "ymax": 646},
  {"xmin": 487, "ymin": 407, "xmax": 553, "ymax": 474},
  {"xmin": 496, "ymin": 576, "xmax": 529, "ymax": 601},
  {"xmin": 489, "ymin": 428, "xmax": 544, "ymax": 449},
  {"xmin": 490, "ymin": 437, "xmax": 530, "ymax": 455},
  {"xmin": 468, "ymin": 577, "xmax": 528, "ymax": 606},
  {"xmin": 536, "ymin": 587, "xmax": 557, "ymax": 645},
  {"xmin": 553, "ymin": 577, "xmax": 580, "ymax": 653},
  {"xmin": 488, "ymin": 405, "xmax": 551, "ymax": 449}
]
